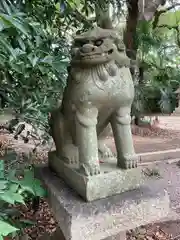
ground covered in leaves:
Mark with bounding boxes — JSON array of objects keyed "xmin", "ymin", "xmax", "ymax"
[{"xmin": 19, "ymin": 199, "xmax": 57, "ymax": 239}]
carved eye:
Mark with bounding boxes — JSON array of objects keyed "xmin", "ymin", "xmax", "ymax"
[{"xmin": 94, "ymin": 39, "xmax": 103, "ymax": 46}]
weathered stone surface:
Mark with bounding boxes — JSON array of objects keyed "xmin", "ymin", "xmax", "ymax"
[
  {"xmin": 36, "ymin": 166, "xmax": 169, "ymax": 240},
  {"xmin": 49, "ymin": 151, "xmax": 144, "ymax": 202},
  {"xmin": 173, "ymin": 87, "xmax": 180, "ymax": 115},
  {"xmin": 39, "ymin": 227, "xmax": 126, "ymax": 240},
  {"xmin": 173, "ymin": 107, "xmax": 180, "ymax": 115},
  {"xmin": 139, "ymin": 149, "xmax": 180, "ymax": 163},
  {"xmin": 49, "ymin": 27, "xmax": 139, "ymax": 190},
  {"xmin": 105, "ymin": 232, "xmax": 126, "ymax": 240}
]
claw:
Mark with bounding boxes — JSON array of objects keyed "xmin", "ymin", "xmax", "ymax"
[
  {"xmin": 118, "ymin": 154, "xmax": 138, "ymax": 169},
  {"xmin": 79, "ymin": 163, "xmax": 100, "ymax": 176},
  {"xmin": 61, "ymin": 144, "xmax": 79, "ymax": 165},
  {"xmin": 98, "ymin": 143, "xmax": 114, "ymax": 159}
]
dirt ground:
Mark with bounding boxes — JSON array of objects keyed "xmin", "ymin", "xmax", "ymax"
[{"xmin": 133, "ymin": 116, "xmax": 180, "ymax": 153}]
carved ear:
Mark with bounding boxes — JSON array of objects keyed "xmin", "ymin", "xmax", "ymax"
[{"xmin": 114, "ymin": 38, "xmax": 125, "ymax": 51}]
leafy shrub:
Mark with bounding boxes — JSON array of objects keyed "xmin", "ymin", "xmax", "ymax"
[
  {"xmin": 0, "ymin": 160, "xmax": 46, "ymax": 239},
  {"xmin": 0, "ymin": 0, "xmax": 70, "ymax": 133}
]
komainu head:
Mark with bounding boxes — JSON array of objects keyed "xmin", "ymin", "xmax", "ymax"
[{"xmin": 71, "ymin": 27, "xmax": 124, "ymax": 67}]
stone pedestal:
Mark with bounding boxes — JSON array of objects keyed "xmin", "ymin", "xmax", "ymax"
[
  {"xmin": 173, "ymin": 88, "xmax": 180, "ymax": 115},
  {"xmin": 36, "ymin": 166, "xmax": 169, "ymax": 240},
  {"xmin": 105, "ymin": 232, "xmax": 126, "ymax": 239},
  {"xmin": 49, "ymin": 151, "xmax": 144, "ymax": 202},
  {"xmin": 39, "ymin": 227, "xmax": 126, "ymax": 240},
  {"xmin": 173, "ymin": 107, "xmax": 180, "ymax": 115}
]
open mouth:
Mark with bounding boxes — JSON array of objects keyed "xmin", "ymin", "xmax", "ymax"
[
  {"xmin": 80, "ymin": 49, "xmax": 114, "ymax": 60},
  {"xmin": 108, "ymin": 49, "xmax": 113, "ymax": 54}
]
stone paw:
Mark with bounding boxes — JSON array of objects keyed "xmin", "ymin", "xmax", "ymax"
[
  {"xmin": 62, "ymin": 144, "xmax": 79, "ymax": 164},
  {"xmin": 98, "ymin": 142, "xmax": 114, "ymax": 158},
  {"xmin": 79, "ymin": 163, "xmax": 100, "ymax": 176},
  {"xmin": 118, "ymin": 154, "xmax": 138, "ymax": 169},
  {"xmin": 100, "ymin": 147, "xmax": 115, "ymax": 158}
]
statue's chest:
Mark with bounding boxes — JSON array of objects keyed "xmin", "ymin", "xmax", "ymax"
[{"xmin": 71, "ymin": 66, "xmax": 134, "ymax": 106}]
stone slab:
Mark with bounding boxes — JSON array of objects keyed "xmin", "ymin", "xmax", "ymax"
[
  {"xmin": 173, "ymin": 108, "xmax": 180, "ymax": 115},
  {"xmin": 36, "ymin": 166, "xmax": 169, "ymax": 240},
  {"xmin": 39, "ymin": 227, "xmax": 126, "ymax": 240},
  {"xmin": 105, "ymin": 232, "xmax": 126, "ymax": 240},
  {"xmin": 48, "ymin": 151, "xmax": 145, "ymax": 202},
  {"xmin": 139, "ymin": 149, "xmax": 180, "ymax": 163}
]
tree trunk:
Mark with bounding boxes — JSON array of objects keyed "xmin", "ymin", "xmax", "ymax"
[
  {"xmin": 124, "ymin": 0, "xmax": 139, "ymax": 76},
  {"xmin": 124, "ymin": 0, "xmax": 140, "ymax": 125}
]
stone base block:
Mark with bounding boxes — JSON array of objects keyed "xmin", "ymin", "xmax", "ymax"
[
  {"xmin": 36, "ymin": 166, "xmax": 169, "ymax": 240},
  {"xmin": 48, "ymin": 151, "xmax": 145, "ymax": 202},
  {"xmin": 105, "ymin": 232, "xmax": 126, "ymax": 240},
  {"xmin": 39, "ymin": 227, "xmax": 126, "ymax": 240},
  {"xmin": 173, "ymin": 107, "xmax": 180, "ymax": 115}
]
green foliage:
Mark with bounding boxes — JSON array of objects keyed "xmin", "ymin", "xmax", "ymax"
[
  {"xmin": 133, "ymin": 19, "xmax": 180, "ymax": 116},
  {"xmin": 157, "ymin": 10, "xmax": 180, "ymax": 27},
  {"xmin": 0, "ymin": 0, "xmax": 70, "ymax": 132},
  {"xmin": 0, "ymin": 221, "xmax": 18, "ymax": 239},
  {"xmin": 137, "ymin": 21, "xmax": 162, "ymax": 53},
  {"xmin": 0, "ymin": 160, "xmax": 46, "ymax": 238}
]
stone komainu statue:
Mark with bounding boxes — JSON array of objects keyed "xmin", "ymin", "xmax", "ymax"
[{"xmin": 49, "ymin": 27, "xmax": 138, "ymax": 176}]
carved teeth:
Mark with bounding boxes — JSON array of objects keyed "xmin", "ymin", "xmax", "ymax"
[{"xmin": 81, "ymin": 53, "xmax": 107, "ymax": 60}]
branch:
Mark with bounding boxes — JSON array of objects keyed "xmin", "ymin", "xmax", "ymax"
[
  {"xmin": 73, "ymin": 9, "xmax": 93, "ymax": 27},
  {"xmin": 152, "ymin": 3, "xmax": 180, "ymax": 29},
  {"xmin": 157, "ymin": 24, "xmax": 178, "ymax": 30},
  {"xmin": 65, "ymin": 2, "xmax": 93, "ymax": 29}
]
